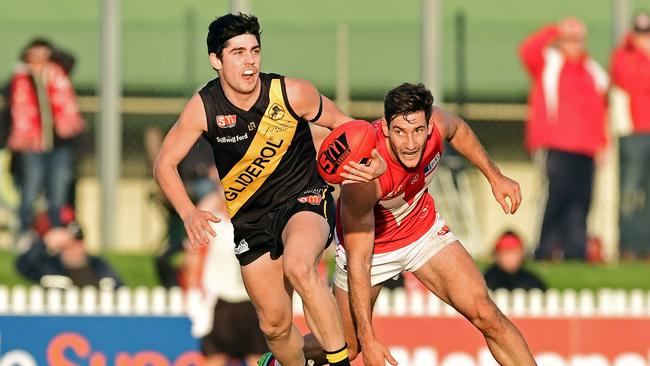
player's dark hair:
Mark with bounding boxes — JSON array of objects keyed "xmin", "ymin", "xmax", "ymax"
[
  {"xmin": 384, "ymin": 83, "xmax": 434, "ymax": 126},
  {"xmin": 207, "ymin": 13, "xmax": 261, "ymax": 58}
]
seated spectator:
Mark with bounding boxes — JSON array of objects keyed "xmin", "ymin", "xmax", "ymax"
[
  {"xmin": 484, "ymin": 231, "xmax": 547, "ymax": 291},
  {"xmin": 15, "ymin": 222, "xmax": 123, "ymax": 289}
]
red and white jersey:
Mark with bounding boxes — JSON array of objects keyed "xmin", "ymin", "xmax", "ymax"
[{"xmin": 337, "ymin": 119, "xmax": 444, "ymax": 254}]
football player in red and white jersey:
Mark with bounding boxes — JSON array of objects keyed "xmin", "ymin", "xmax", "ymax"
[{"xmin": 303, "ymin": 83, "xmax": 537, "ymax": 366}]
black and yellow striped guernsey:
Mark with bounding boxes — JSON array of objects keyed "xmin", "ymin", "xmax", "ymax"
[{"xmin": 198, "ymin": 73, "xmax": 321, "ymax": 229}]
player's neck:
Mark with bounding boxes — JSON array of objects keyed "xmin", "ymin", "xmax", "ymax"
[{"xmin": 220, "ymin": 79, "xmax": 261, "ymax": 111}]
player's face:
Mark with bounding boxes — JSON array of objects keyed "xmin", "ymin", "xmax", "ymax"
[
  {"xmin": 383, "ymin": 110, "xmax": 433, "ymax": 169},
  {"xmin": 210, "ymin": 34, "xmax": 261, "ymax": 95}
]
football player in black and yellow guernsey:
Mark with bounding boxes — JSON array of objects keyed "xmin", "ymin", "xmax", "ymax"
[{"xmin": 154, "ymin": 13, "xmax": 385, "ymax": 366}]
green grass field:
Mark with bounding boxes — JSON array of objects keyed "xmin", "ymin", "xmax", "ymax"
[
  {"xmin": 1, "ymin": 0, "xmax": 647, "ymax": 99},
  {"xmin": 1, "ymin": 249, "xmax": 648, "ymax": 290},
  {"xmin": 0, "ymin": 249, "xmax": 161, "ymax": 288}
]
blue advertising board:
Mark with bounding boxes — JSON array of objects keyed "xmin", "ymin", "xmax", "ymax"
[{"xmin": 0, "ymin": 315, "xmax": 202, "ymax": 366}]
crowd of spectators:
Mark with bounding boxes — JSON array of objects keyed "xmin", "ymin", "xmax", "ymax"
[{"xmin": 517, "ymin": 13, "xmax": 650, "ymax": 263}]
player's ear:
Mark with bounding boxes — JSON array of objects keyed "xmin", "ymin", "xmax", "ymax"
[
  {"xmin": 209, "ymin": 53, "xmax": 222, "ymax": 71},
  {"xmin": 381, "ymin": 119, "xmax": 389, "ymax": 137}
]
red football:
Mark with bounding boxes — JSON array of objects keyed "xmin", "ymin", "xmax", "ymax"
[{"xmin": 317, "ymin": 120, "xmax": 377, "ymax": 184}]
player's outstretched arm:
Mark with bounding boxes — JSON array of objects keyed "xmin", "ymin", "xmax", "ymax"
[
  {"xmin": 340, "ymin": 181, "xmax": 397, "ymax": 366},
  {"xmin": 153, "ymin": 94, "xmax": 220, "ymax": 249},
  {"xmin": 285, "ymin": 77, "xmax": 386, "ymax": 182},
  {"xmin": 433, "ymin": 106, "xmax": 522, "ymax": 214}
]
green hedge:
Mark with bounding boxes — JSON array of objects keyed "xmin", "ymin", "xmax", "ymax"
[{"xmin": 2, "ymin": 249, "xmax": 649, "ymax": 290}]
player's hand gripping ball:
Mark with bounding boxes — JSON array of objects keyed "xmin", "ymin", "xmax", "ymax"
[{"xmin": 317, "ymin": 120, "xmax": 377, "ymax": 184}]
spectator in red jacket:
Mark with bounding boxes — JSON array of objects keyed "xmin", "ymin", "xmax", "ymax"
[
  {"xmin": 519, "ymin": 17, "xmax": 609, "ymax": 261},
  {"xmin": 611, "ymin": 12, "xmax": 650, "ymax": 259},
  {"xmin": 8, "ymin": 38, "xmax": 85, "ymax": 240}
]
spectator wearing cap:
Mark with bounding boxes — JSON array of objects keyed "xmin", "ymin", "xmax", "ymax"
[
  {"xmin": 610, "ymin": 12, "xmax": 650, "ymax": 259},
  {"xmin": 519, "ymin": 17, "xmax": 609, "ymax": 261},
  {"xmin": 483, "ymin": 231, "xmax": 547, "ymax": 291},
  {"xmin": 15, "ymin": 222, "xmax": 124, "ymax": 289}
]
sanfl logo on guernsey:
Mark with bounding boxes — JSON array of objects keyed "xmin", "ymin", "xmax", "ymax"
[{"xmin": 216, "ymin": 114, "xmax": 237, "ymax": 128}]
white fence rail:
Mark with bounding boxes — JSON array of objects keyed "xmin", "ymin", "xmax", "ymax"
[{"xmin": 0, "ymin": 285, "xmax": 649, "ymax": 317}]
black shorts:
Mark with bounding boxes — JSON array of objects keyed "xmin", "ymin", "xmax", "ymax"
[
  {"xmin": 201, "ymin": 299, "xmax": 268, "ymax": 357},
  {"xmin": 233, "ymin": 183, "xmax": 335, "ymax": 265}
]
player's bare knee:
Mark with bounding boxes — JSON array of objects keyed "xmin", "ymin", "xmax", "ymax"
[
  {"xmin": 283, "ymin": 258, "xmax": 318, "ymax": 291},
  {"xmin": 467, "ymin": 297, "xmax": 505, "ymax": 336},
  {"xmin": 259, "ymin": 316, "xmax": 292, "ymax": 342}
]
